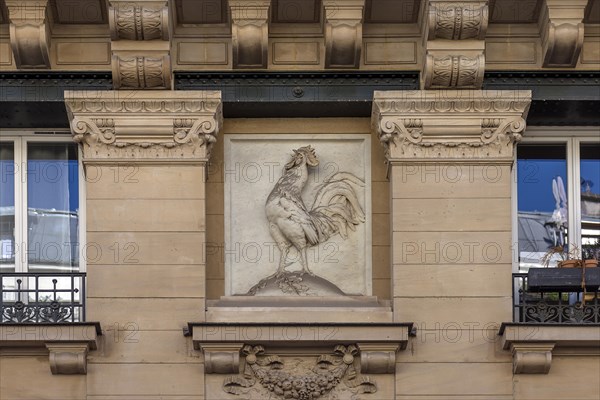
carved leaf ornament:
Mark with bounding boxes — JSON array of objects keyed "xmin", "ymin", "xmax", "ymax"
[{"xmin": 223, "ymin": 345, "xmax": 377, "ymax": 399}]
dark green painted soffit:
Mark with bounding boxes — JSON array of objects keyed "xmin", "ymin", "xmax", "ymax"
[{"xmin": 0, "ymin": 71, "xmax": 598, "ymax": 128}]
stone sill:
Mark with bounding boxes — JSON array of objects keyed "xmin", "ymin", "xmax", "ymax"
[
  {"xmin": 499, "ymin": 322, "xmax": 600, "ymax": 350},
  {"xmin": 186, "ymin": 322, "xmax": 413, "ymax": 350},
  {"xmin": 498, "ymin": 323, "xmax": 600, "ymax": 374},
  {"xmin": 0, "ymin": 322, "xmax": 102, "ymax": 375},
  {"xmin": 0, "ymin": 322, "xmax": 101, "ymax": 349}
]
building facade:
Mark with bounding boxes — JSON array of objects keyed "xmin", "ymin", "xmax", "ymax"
[{"xmin": 0, "ymin": 0, "xmax": 599, "ymax": 399}]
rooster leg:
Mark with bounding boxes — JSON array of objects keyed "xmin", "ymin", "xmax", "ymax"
[
  {"xmin": 277, "ymin": 245, "xmax": 291, "ymax": 275},
  {"xmin": 299, "ymin": 247, "xmax": 315, "ymax": 276}
]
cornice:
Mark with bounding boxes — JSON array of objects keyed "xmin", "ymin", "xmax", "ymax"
[
  {"xmin": 372, "ymin": 89, "xmax": 532, "ymax": 163},
  {"xmin": 64, "ymin": 90, "xmax": 223, "ymax": 163}
]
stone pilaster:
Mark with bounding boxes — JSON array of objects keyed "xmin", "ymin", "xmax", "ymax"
[
  {"xmin": 421, "ymin": 1, "xmax": 488, "ymax": 89},
  {"xmin": 323, "ymin": 0, "xmax": 364, "ymax": 69},
  {"xmin": 372, "ymin": 88, "xmax": 531, "ymax": 398},
  {"xmin": 539, "ymin": 0, "xmax": 587, "ymax": 68},
  {"xmin": 65, "ymin": 91, "xmax": 222, "ymax": 393},
  {"xmin": 5, "ymin": 0, "xmax": 50, "ymax": 69},
  {"xmin": 229, "ymin": 0, "xmax": 270, "ymax": 69},
  {"xmin": 372, "ymin": 89, "xmax": 531, "ymax": 326}
]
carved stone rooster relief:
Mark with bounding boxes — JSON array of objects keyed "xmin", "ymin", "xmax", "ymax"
[{"xmin": 264, "ymin": 145, "xmax": 366, "ymax": 278}]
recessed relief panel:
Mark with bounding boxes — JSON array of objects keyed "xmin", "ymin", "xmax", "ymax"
[{"xmin": 224, "ymin": 135, "xmax": 372, "ymax": 296}]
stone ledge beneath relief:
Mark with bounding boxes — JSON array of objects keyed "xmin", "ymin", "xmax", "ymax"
[
  {"xmin": 203, "ymin": 296, "xmax": 394, "ymax": 323},
  {"xmin": 185, "ymin": 322, "xmax": 413, "ymax": 348}
]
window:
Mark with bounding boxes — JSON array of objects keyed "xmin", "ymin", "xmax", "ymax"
[
  {"xmin": 514, "ymin": 129, "xmax": 600, "ymax": 271},
  {"xmin": 1, "ymin": 134, "xmax": 84, "ymax": 321}
]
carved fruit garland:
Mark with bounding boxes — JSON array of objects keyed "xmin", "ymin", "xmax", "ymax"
[{"xmin": 223, "ymin": 345, "xmax": 377, "ymax": 399}]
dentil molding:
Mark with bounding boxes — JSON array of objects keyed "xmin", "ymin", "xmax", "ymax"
[
  {"xmin": 5, "ymin": 0, "xmax": 50, "ymax": 69},
  {"xmin": 539, "ymin": 0, "xmax": 587, "ymax": 68},
  {"xmin": 64, "ymin": 90, "xmax": 222, "ymax": 163},
  {"xmin": 372, "ymin": 90, "xmax": 532, "ymax": 163}
]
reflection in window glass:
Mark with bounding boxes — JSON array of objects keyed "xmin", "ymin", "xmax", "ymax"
[
  {"xmin": 581, "ymin": 143, "xmax": 600, "ymax": 261},
  {"xmin": 517, "ymin": 144, "xmax": 567, "ymax": 270},
  {"xmin": 0, "ymin": 143, "xmax": 15, "ymax": 272},
  {"xmin": 27, "ymin": 143, "xmax": 79, "ymax": 272}
]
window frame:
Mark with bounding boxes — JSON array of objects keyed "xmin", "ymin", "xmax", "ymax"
[
  {"xmin": 512, "ymin": 126, "xmax": 600, "ymax": 272},
  {"xmin": 0, "ymin": 131, "xmax": 86, "ymax": 273}
]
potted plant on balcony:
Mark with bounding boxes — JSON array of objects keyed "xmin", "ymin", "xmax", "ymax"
[
  {"xmin": 528, "ymin": 245, "xmax": 600, "ymax": 294},
  {"xmin": 540, "ymin": 245, "xmax": 581, "ymax": 268},
  {"xmin": 582, "ymin": 238, "xmax": 600, "ymax": 268}
]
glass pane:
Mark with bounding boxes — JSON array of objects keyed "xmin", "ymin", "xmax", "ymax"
[
  {"xmin": 0, "ymin": 142, "xmax": 15, "ymax": 272},
  {"xmin": 27, "ymin": 143, "xmax": 79, "ymax": 272},
  {"xmin": 581, "ymin": 143, "xmax": 600, "ymax": 262},
  {"xmin": 517, "ymin": 144, "xmax": 568, "ymax": 271}
]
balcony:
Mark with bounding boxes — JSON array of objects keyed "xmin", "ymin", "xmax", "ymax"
[
  {"xmin": 512, "ymin": 271, "xmax": 600, "ymax": 324},
  {"xmin": 0, "ymin": 272, "xmax": 85, "ymax": 323}
]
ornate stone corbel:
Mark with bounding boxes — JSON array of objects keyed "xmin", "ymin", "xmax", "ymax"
[
  {"xmin": 5, "ymin": 0, "xmax": 50, "ymax": 69},
  {"xmin": 230, "ymin": 0, "xmax": 270, "ymax": 69},
  {"xmin": 423, "ymin": 52, "xmax": 485, "ymax": 89},
  {"xmin": 511, "ymin": 343, "xmax": 555, "ymax": 374},
  {"xmin": 372, "ymin": 90, "xmax": 532, "ymax": 163},
  {"xmin": 539, "ymin": 0, "xmax": 586, "ymax": 68},
  {"xmin": 421, "ymin": 1, "xmax": 488, "ymax": 89},
  {"xmin": 64, "ymin": 90, "xmax": 223, "ymax": 163},
  {"xmin": 323, "ymin": 0, "xmax": 364, "ymax": 69},
  {"xmin": 427, "ymin": 1, "xmax": 488, "ymax": 40},
  {"xmin": 109, "ymin": 0, "xmax": 169, "ymax": 40},
  {"xmin": 46, "ymin": 343, "xmax": 89, "ymax": 375},
  {"xmin": 108, "ymin": 0, "xmax": 172, "ymax": 89},
  {"xmin": 112, "ymin": 53, "xmax": 171, "ymax": 89}
]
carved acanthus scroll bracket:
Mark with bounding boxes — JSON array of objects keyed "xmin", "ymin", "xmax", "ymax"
[
  {"xmin": 428, "ymin": 1, "xmax": 488, "ymax": 40},
  {"xmin": 424, "ymin": 53, "xmax": 485, "ymax": 89},
  {"xmin": 108, "ymin": 0, "xmax": 171, "ymax": 89},
  {"xmin": 421, "ymin": 1, "xmax": 488, "ymax": 89},
  {"xmin": 109, "ymin": 1, "xmax": 169, "ymax": 40},
  {"xmin": 5, "ymin": 0, "xmax": 50, "ymax": 69},
  {"xmin": 112, "ymin": 54, "xmax": 171, "ymax": 89}
]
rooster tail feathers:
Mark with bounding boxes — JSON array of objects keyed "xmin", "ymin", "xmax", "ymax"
[{"xmin": 309, "ymin": 173, "xmax": 366, "ymax": 242}]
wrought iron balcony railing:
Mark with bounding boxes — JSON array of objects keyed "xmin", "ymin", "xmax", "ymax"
[
  {"xmin": 513, "ymin": 272, "xmax": 600, "ymax": 324},
  {"xmin": 0, "ymin": 272, "xmax": 85, "ymax": 323}
]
